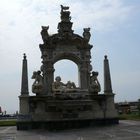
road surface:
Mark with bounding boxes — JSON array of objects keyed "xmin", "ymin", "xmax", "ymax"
[{"xmin": 0, "ymin": 120, "xmax": 140, "ymax": 140}]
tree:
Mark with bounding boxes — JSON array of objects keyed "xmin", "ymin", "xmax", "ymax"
[{"xmin": 138, "ymin": 99, "xmax": 140, "ymax": 115}]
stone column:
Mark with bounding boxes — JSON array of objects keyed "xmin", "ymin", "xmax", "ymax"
[
  {"xmin": 104, "ymin": 55, "xmax": 113, "ymax": 94},
  {"xmin": 40, "ymin": 48, "xmax": 54, "ymax": 94},
  {"xmin": 42, "ymin": 60, "xmax": 54, "ymax": 94},
  {"xmin": 80, "ymin": 63, "xmax": 88, "ymax": 89},
  {"xmin": 46, "ymin": 64, "xmax": 55, "ymax": 94}
]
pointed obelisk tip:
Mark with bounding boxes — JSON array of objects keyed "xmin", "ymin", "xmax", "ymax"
[
  {"xmin": 23, "ymin": 53, "xmax": 26, "ymax": 59},
  {"xmin": 104, "ymin": 55, "xmax": 107, "ymax": 59}
]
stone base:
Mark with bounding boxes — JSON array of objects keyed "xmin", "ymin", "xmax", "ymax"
[
  {"xmin": 17, "ymin": 118, "xmax": 119, "ymax": 130},
  {"xmin": 18, "ymin": 93, "xmax": 118, "ymax": 130}
]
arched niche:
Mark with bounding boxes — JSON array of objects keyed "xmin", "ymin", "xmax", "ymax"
[
  {"xmin": 53, "ymin": 53, "xmax": 81, "ymax": 88},
  {"xmin": 54, "ymin": 59, "xmax": 79, "ymax": 87},
  {"xmin": 53, "ymin": 52, "xmax": 82, "ymax": 66},
  {"xmin": 40, "ymin": 46, "xmax": 91, "ymax": 94}
]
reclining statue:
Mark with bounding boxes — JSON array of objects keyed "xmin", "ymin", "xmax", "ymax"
[{"xmin": 52, "ymin": 76, "xmax": 77, "ymax": 93}]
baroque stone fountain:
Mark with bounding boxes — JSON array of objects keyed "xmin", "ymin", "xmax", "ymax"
[{"xmin": 17, "ymin": 5, "xmax": 118, "ymax": 130}]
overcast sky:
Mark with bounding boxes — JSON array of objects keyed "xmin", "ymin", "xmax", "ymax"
[{"xmin": 0, "ymin": 0, "xmax": 140, "ymax": 113}]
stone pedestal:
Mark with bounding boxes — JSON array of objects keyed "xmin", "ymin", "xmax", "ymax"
[
  {"xmin": 19, "ymin": 95, "xmax": 29, "ymax": 114},
  {"xmin": 17, "ymin": 92, "xmax": 118, "ymax": 130}
]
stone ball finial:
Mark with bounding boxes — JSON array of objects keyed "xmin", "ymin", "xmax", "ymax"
[
  {"xmin": 104, "ymin": 55, "xmax": 108, "ymax": 59},
  {"xmin": 23, "ymin": 53, "xmax": 26, "ymax": 59},
  {"xmin": 55, "ymin": 76, "xmax": 61, "ymax": 82}
]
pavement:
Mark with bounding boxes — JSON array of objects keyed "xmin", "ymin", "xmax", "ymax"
[{"xmin": 0, "ymin": 120, "xmax": 140, "ymax": 140}]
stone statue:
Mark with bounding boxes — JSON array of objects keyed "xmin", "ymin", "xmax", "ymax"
[
  {"xmin": 83, "ymin": 27, "xmax": 91, "ymax": 42},
  {"xmin": 66, "ymin": 81, "xmax": 76, "ymax": 89},
  {"xmin": 32, "ymin": 71, "xmax": 43, "ymax": 94},
  {"xmin": 52, "ymin": 76, "xmax": 66, "ymax": 92},
  {"xmin": 40, "ymin": 26, "xmax": 49, "ymax": 43},
  {"xmin": 60, "ymin": 5, "xmax": 69, "ymax": 12},
  {"xmin": 90, "ymin": 71, "xmax": 101, "ymax": 94},
  {"xmin": 52, "ymin": 76, "xmax": 77, "ymax": 92},
  {"xmin": 60, "ymin": 5, "xmax": 71, "ymax": 22}
]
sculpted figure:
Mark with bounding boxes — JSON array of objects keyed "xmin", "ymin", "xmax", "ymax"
[
  {"xmin": 83, "ymin": 27, "xmax": 91, "ymax": 42},
  {"xmin": 90, "ymin": 71, "xmax": 101, "ymax": 94},
  {"xmin": 52, "ymin": 76, "xmax": 77, "ymax": 93},
  {"xmin": 52, "ymin": 76, "xmax": 66, "ymax": 92},
  {"xmin": 60, "ymin": 5, "xmax": 69, "ymax": 12},
  {"xmin": 60, "ymin": 5, "xmax": 71, "ymax": 22},
  {"xmin": 40, "ymin": 26, "xmax": 49, "ymax": 43},
  {"xmin": 66, "ymin": 81, "xmax": 76, "ymax": 89},
  {"xmin": 32, "ymin": 71, "xmax": 43, "ymax": 94}
]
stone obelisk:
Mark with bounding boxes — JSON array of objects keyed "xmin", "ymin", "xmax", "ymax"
[
  {"xmin": 21, "ymin": 53, "xmax": 29, "ymax": 95},
  {"xmin": 19, "ymin": 53, "xmax": 29, "ymax": 114},
  {"xmin": 104, "ymin": 55, "xmax": 113, "ymax": 94}
]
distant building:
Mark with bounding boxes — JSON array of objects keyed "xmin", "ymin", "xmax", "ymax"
[
  {"xmin": 116, "ymin": 101, "xmax": 139, "ymax": 114},
  {"xmin": 0, "ymin": 106, "xmax": 2, "ymax": 113}
]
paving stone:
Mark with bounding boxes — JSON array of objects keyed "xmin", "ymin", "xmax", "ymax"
[{"xmin": 0, "ymin": 120, "xmax": 140, "ymax": 140}]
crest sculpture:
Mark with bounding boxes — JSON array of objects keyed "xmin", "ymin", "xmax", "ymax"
[{"xmin": 17, "ymin": 6, "xmax": 118, "ymax": 130}]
